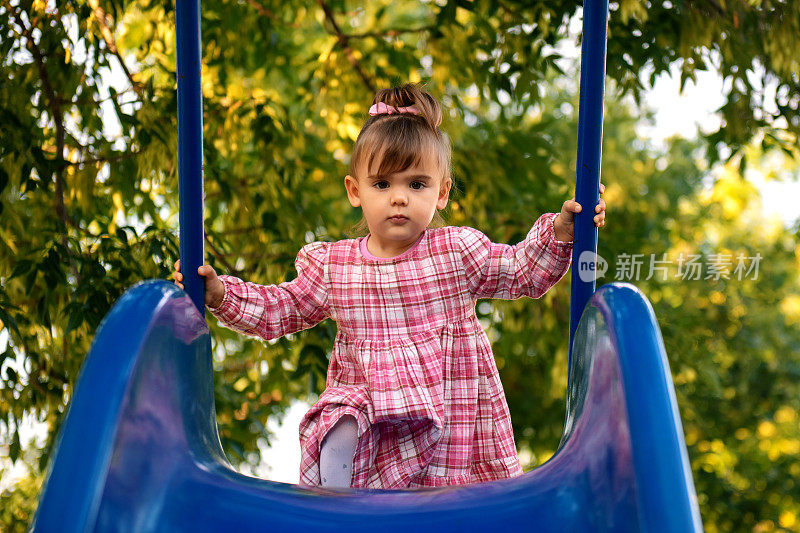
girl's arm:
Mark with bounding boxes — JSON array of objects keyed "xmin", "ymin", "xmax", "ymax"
[
  {"xmin": 208, "ymin": 242, "xmax": 330, "ymax": 341},
  {"xmin": 459, "ymin": 213, "xmax": 572, "ymax": 301}
]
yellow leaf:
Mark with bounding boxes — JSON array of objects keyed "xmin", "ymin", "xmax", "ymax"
[
  {"xmin": 758, "ymin": 420, "xmax": 776, "ymax": 438},
  {"xmin": 779, "ymin": 511, "xmax": 796, "ymax": 530},
  {"xmin": 233, "ymin": 377, "xmax": 249, "ymax": 392},
  {"xmin": 710, "ymin": 291, "xmax": 726, "ymax": 305},
  {"xmin": 775, "ymin": 405, "xmax": 796, "ymax": 424},
  {"xmin": 455, "ymin": 7, "xmax": 471, "ymax": 24},
  {"xmin": 779, "ymin": 294, "xmax": 800, "ymax": 325},
  {"xmin": 778, "ymin": 439, "xmax": 800, "ymax": 455}
]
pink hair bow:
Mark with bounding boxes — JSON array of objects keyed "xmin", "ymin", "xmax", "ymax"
[{"xmin": 369, "ymin": 102, "xmax": 420, "ymax": 116}]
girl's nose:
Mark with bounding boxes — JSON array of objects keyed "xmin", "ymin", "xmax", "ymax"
[{"xmin": 391, "ymin": 190, "xmax": 408, "ymax": 206}]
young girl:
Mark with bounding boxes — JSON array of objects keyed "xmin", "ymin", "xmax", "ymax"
[{"xmin": 173, "ymin": 84, "xmax": 607, "ymax": 490}]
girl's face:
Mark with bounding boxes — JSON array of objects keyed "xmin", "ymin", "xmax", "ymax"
[{"xmin": 344, "ymin": 154, "xmax": 451, "ymax": 257}]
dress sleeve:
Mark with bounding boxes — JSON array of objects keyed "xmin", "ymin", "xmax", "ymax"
[
  {"xmin": 458, "ymin": 212, "xmax": 573, "ymax": 300},
  {"xmin": 208, "ymin": 242, "xmax": 330, "ymax": 341}
]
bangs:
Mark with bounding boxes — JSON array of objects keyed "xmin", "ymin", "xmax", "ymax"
[{"xmin": 362, "ymin": 118, "xmax": 444, "ymax": 178}]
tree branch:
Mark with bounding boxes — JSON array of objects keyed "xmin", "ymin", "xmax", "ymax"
[
  {"xmin": 59, "ymin": 87, "xmax": 141, "ymax": 107},
  {"xmin": 211, "ymin": 225, "xmax": 264, "ymax": 235},
  {"xmin": 315, "ymin": 0, "xmax": 375, "ymax": 93},
  {"xmin": 9, "ymin": 5, "xmax": 70, "ymax": 230},
  {"xmin": 205, "ymin": 234, "xmax": 244, "ymax": 276},
  {"xmin": 91, "ymin": 4, "xmax": 144, "ymax": 96},
  {"xmin": 344, "ymin": 25, "xmax": 435, "ymax": 40},
  {"xmin": 63, "ymin": 149, "xmax": 145, "ymax": 169},
  {"xmin": 6, "ymin": 3, "xmax": 92, "ymax": 308},
  {"xmin": 245, "ymin": 0, "xmax": 277, "ymax": 19}
]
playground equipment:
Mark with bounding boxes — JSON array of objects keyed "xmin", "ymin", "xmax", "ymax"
[{"xmin": 32, "ymin": 0, "xmax": 703, "ymax": 530}]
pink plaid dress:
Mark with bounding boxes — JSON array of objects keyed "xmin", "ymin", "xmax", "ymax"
[{"xmin": 209, "ymin": 212, "xmax": 572, "ymax": 489}]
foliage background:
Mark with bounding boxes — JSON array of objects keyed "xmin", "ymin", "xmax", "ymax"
[{"xmin": 1, "ymin": 0, "xmax": 799, "ymax": 530}]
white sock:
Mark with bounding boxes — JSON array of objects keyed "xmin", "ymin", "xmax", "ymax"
[{"xmin": 319, "ymin": 415, "xmax": 358, "ymax": 487}]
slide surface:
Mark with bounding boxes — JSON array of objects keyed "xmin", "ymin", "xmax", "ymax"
[{"xmin": 33, "ymin": 280, "xmax": 702, "ymax": 532}]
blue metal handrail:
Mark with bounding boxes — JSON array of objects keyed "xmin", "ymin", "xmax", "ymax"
[
  {"xmin": 176, "ymin": 0, "xmax": 205, "ymax": 314},
  {"xmin": 569, "ymin": 0, "xmax": 609, "ymax": 373}
]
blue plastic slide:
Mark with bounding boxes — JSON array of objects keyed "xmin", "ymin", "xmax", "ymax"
[
  {"xmin": 32, "ymin": 0, "xmax": 703, "ymax": 527},
  {"xmin": 32, "ymin": 280, "xmax": 702, "ymax": 531}
]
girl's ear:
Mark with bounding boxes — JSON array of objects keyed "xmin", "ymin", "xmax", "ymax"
[
  {"xmin": 344, "ymin": 175, "xmax": 361, "ymax": 207},
  {"xmin": 436, "ymin": 177, "xmax": 452, "ymax": 210}
]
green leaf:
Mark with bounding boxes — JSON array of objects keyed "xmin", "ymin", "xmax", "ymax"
[
  {"xmin": 9, "ymin": 429, "xmax": 21, "ymax": 462},
  {"xmin": 9, "ymin": 259, "xmax": 33, "ymax": 279},
  {"xmin": 65, "ymin": 307, "xmax": 84, "ymax": 335},
  {"xmin": 0, "ymin": 166, "xmax": 9, "ymax": 193},
  {"xmin": 0, "ymin": 307, "xmax": 21, "ymax": 340},
  {"xmin": 116, "ymin": 227, "xmax": 129, "ymax": 245}
]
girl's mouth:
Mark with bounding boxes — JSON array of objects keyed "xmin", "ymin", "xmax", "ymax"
[{"xmin": 389, "ymin": 216, "xmax": 408, "ymax": 223}]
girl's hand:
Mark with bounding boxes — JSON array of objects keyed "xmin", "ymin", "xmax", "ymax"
[
  {"xmin": 554, "ymin": 183, "xmax": 607, "ymax": 242},
  {"xmin": 173, "ymin": 260, "xmax": 226, "ymax": 308}
]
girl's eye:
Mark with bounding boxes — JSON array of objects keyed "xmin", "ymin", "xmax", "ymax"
[
  {"xmin": 410, "ymin": 181, "xmax": 425, "ymax": 190},
  {"xmin": 374, "ymin": 181, "xmax": 389, "ymax": 189}
]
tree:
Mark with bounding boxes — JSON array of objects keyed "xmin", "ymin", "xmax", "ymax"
[
  {"xmin": 1, "ymin": 0, "xmax": 799, "ymax": 529},
  {"xmin": 493, "ymin": 80, "xmax": 800, "ymax": 531}
]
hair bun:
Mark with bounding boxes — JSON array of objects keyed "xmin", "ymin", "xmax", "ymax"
[{"xmin": 372, "ymin": 83, "xmax": 442, "ymax": 133}]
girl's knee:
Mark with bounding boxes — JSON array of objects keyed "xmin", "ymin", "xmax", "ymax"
[
  {"xmin": 319, "ymin": 415, "xmax": 358, "ymax": 487},
  {"xmin": 337, "ymin": 414, "xmax": 358, "ymax": 432},
  {"xmin": 324, "ymin": 415, "xmax": 358, "ymax": 444}
]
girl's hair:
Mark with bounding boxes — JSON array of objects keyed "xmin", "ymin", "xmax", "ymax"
[{"xmin": 347, "ymin": 83, "xmax": 452, "ymax": 236}]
